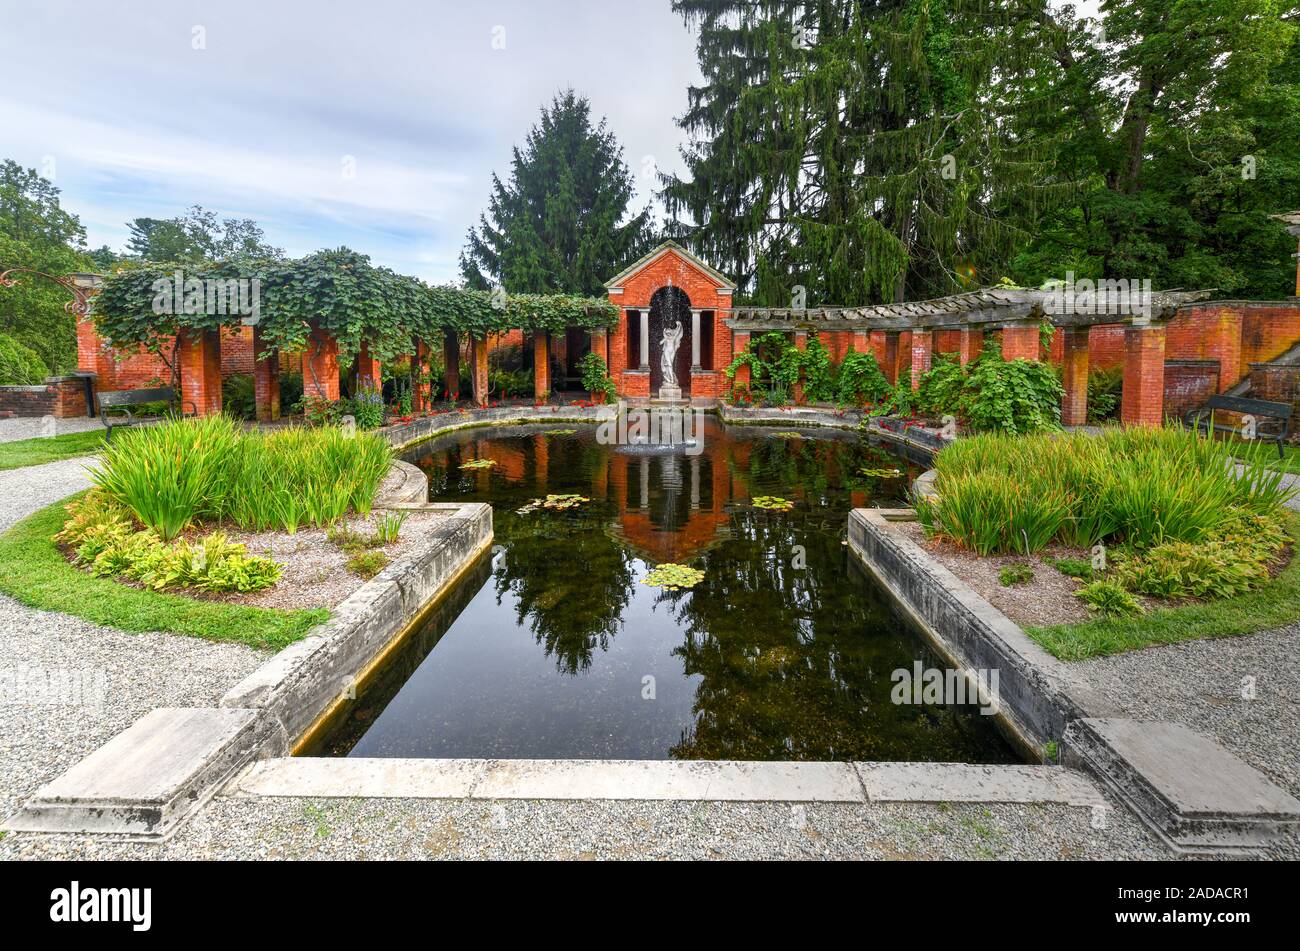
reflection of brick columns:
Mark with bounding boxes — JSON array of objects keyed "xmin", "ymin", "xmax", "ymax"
[
  {"xmin": 306, "ymin": 327, "xmax": 340, "ymax": 402},
  {"xmin": 1121, "ymin": 323, "xmax": 1166, "ymax": 427},
  {"xmin": 252, "ymin": 327, "xmax": 280, "ymax": 422},
  {"xmin": 793, "ymin": 331, "xmax": 807, "ymax": 403},
  {"xmin": 443, "ymin": 329, "xmax": 460, "ymax": 401},
  {"xmin": 471, "ymin": 335, "xmax": 489, "ymax": 407},
  {"xmin": 1001, "ymin": 324, "xmax": 1040, "ymax": 362},
  {"xmin": 690, "ymin": 455, "xmax": 700, "ymax": 509},
  {"xmin": 691, "ymin": 310, "xmax": 702, "ymax": 369},
  {"xmin": 910, "ymin": 329, "xmax": 932, "ymax": 390},
  {"xmin": 179, "ymin": 328, "xmax": 223, "ymax": 416},
  {"xmin": 639, "ymin": 456, "xmax": 649, "ymax": 509},
  {"xmin": 958, "ymin": 328, "xmax": 983, "ymax": 366},
  {"xmin": 356, "ymin": 341, "xmax": 381, "ymax": 392},
  {"xmin": 533, "ymin": 331, "xmax": 550, "ymax": 401},
  {"xmin": 731, "ymin": 331, "xmax": 751, "ymax": 394},
  {"xmin": 1060, "ymin": 327, "xmax": 1090, "ymax": 426},
  {"xmin": 534, "ymin": 433, "xmax": 548, "ymax": 489}
]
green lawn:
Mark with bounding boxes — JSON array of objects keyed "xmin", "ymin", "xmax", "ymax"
[
  {"xmin": 1026, "ymin": 513, "xmax": 1300, "ymax": 661},
  {"xmin": 1259, "ymin": 445, "xmax": 1300, "ymax": 476},
  {"xmin": 0, "ymin": 429, "xmax": 108, "ymax": 471},
  {"xmin": 0, "ymin": 496, "xmax": 327, "ymax": 650}
]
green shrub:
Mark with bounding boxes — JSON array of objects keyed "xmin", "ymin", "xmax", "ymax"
[
  {"xmin": 1075, "ymin": 580, "xmax": 1145, "ymax": 618},
  {"xmin": 1116, "ymin": 541, "xmax": 1270, "ymax": 600},
  {"xmin": 90, "ymin": 416, "xmax": 392, "ymax": 538},
  {"xmin": 1087, "ymin": 367, "xmax": 1122, "ymax": 423},
  {"xmin": 347, "ymin": 549, "xmax": 389, "ymax": 579},
  {"xmin": 279, "ymin": 372, "xmax": 304, "ymax": 414},
  {"xmin": 999, "ymin": 563, "xmax": 1034, "ymax": 586},
  {"xmin": 0, "ymin": 332, "xmax": 49, "ymax": 385},
  {"xmin": 916, "ymin": 355, "xmax": 965, "ymax": 417},
  {"xmin": 350, "ymin": 385, "xmax": 385, "ymax": 429},
  {"xmin": 222, "ymin": 373, "xmax": 257, "ymax": 421},
  {"xmin": 960, "ymin": 344, "xmax": 1064, "ymax": 434},
  {"xmin": 1050, "ymin": 558, "xmax": 1095, "ymax": 581},
  {"xmin": 927, "ymin": 427, "xmax": 1295, "ymax": 556},
  {"xmin": 835, "ymin": 349, "xmax": 892, "ymax": 406},
  {"xmin": 372, "ymin": 510, "xmax": 407, "ymax": 544},
  {"xmin": 578, "ymin": 352, "xmax": 617, "ymax": 402}
]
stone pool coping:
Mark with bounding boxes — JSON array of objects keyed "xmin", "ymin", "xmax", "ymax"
[
  {"xmin": 848, "ymin": 506, "xmax": 1300, "ymax": 855},
  {"xmin": 4, "ymin": 485, "xmax": 494, "ymax": 841}
]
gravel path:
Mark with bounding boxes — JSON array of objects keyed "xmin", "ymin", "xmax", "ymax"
[
  {"xmin": 0, "ymin": 457, "xmax": 265, "ymax": 835},
  {"xmin": 1075, "ymin": 625, "xmax": 1300, "ymax": 800},
  {"xmin": 0, "ymin": 416, "xmax": 105, "ymax": 443}
]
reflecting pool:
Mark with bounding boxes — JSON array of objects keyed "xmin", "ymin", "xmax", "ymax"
[{"xmin": 307, "ymin": 417, "xmax": 1016, "ymax": 763}]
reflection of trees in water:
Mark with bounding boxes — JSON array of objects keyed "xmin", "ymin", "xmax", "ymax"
[
  {"xmin": 667, "ymin": 507, "xmax": 1000, "ymax": 762},
  {"xmin": 493, "ymin": 508, "xmax": 636, "ymax": 675}
]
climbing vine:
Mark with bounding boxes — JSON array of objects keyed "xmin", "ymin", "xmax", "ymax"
[{"xmin": 90, "ymin": 248, "xmax": 618, "ymax": 362}]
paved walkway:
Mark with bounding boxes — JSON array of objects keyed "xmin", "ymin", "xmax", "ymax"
[{"xmin": 0, "ymin": 416, "xmax": 105, "ymax": 443}]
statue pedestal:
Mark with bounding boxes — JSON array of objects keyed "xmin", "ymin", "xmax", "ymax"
[{"xmin": 657, "ymin": 384, "xmax": 682, "ymax": 401}]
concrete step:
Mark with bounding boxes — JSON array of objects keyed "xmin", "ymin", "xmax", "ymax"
[{"xmin": 1065, "ymin": 717, "xmax": 1300, "ymax": 855}]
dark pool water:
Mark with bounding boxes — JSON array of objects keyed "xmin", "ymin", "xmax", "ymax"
[{"xmin": 307, "ymin": 417, "xmax": 1016, "ymax": 762}]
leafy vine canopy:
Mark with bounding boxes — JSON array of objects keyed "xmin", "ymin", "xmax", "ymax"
[{"xmin": 90, "ymin": 247, "xmax": 619, "ymax": 361}]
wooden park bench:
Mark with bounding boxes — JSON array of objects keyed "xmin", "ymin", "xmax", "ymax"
[
  {"xmin": 1184, "ymin": 394, "xmax": 1291, "ymax": 459},
  {"xmin": 97, "ymin": 387, "xmax": 195, "ymax": 441}
]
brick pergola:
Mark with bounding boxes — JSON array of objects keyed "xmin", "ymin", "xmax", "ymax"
[{"xmin": 726, "ymin": 286, "xmax": 1211, "ymax": 427}]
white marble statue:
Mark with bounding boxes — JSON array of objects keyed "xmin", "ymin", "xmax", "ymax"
[{"xmin": 660, "ymin": 318, "xmax": 684, "ymax": 387}]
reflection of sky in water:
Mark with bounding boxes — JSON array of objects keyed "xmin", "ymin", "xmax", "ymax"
[{"xmin": 310, "ymin": 421, "xmax": 1017, "ymax": 763}]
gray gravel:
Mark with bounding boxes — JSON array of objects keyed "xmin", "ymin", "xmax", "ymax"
[
  {"xmin": 0, "ymin": 457, "xmax": 265, "ymax": 836},
  {"xmin": 0, "ymin": 416, "xmax": 105, "ymax": 443},
  {"xmin": 1075, "ymin": 624, "xmax": 1300, "ymax": 800},
  {"xmin": 1, "ymin": 793, "xmax": 1171, "ymax": 861}
]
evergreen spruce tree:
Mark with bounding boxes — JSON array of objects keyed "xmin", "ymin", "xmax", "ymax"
[
  {"xmin": 460, "ymin": 90, "xmax": 656, "ymax": 295},
  {"xmin": 661, "ymin": 0, "xmax": 1062, "ymax": 306}
]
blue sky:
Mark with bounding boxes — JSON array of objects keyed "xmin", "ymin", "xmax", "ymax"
[{"xmin": 0, "ymin": 0, "xmax": 702, "ymax": 283}]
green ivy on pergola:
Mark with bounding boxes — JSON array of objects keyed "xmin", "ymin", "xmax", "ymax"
[{"xmin": 90, "ymin": 248, "xmax": 619, "ymax": 362}]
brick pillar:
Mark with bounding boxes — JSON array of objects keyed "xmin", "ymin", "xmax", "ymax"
[
  {"xmin": 472, "ymin": 335, "xmax": 489, "ymax": 407},
  {"xmin": 882, "ymin": 332, "xmax": 900, "ymax": 384},
  {"xmin": 1060, "ymin": 327, "xmax": 1089, "ymax": 427},
  {"xmin": 851, "ymin": 330, "xmax": 869, "ymax": 355},
  {"xmin": 305, "ymin": 327, "xmax": 340, "ymax": 402},
  {"xmin": 793, "ymin": 331, "xmax": 807, "ymax": 403},
  {"xmin": 178, "ymin": 328, "xmax": 223, "ymax": 416},
  {"xmin": 443, "ymin": 329, "xmax": 460, "ymax": 401},
  {"xmin": 533, "ymin": 331, "xmax": 550, "ymax": 402},
  {"xmin": 1002, "ymin": 324, "xmax": 1040, "ymax": 362},
  {"xmin": 910, "ymin": 330, "xmax": 932, "ymax": 390},
  {"xmin": 412, "ymin": 340, "xmax": 429, "ymax": 411},
  {"xmin": 731, "ymin": 331, "xmax": 751, "ymax": 395},
  {"xmin": 252, "ymin": 327, "xmax": 280, "ymax": 422},
  {"xmin": 958, "ymin": 328, "xmax": 983, "ymax": 366},
  {"xmin": 1121, "ymin": 324, "xmax": 1167, "ymax": 427},
  {"xmin": 356, "ymin": 341, "xmax": 381, "ymax": 392},
  {"xmin": 867, "ymin": 331, "xmax": 888, "ymax": 369}
]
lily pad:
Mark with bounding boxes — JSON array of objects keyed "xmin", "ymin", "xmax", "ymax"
[
  {"xmin": 751, "ymin": 496, "xmax": 795, "ymax": 512},
  {"xmin": 459, "ymin": 458, "xmax": 498, "ymax": 470},
  {"xmin": 516, "ymin": 493, "xmax": 591, "ymax": 515},
  {"xmin": 859, "ymin": 467, "xmax": 903, "ymax": 478},
  {"xmin": 770, "ymin": 431, "xmax": 804, "ymax": 440},
  {"xmin": 543, "ymin": 429, "xmax": 577, "ymax": 436},
  {"xmin": 641, "ymin": 563, "xmax": 706, "ymax": 590}
]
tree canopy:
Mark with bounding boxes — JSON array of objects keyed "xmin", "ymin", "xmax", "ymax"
[
  {"xmin": 125, "ymin": 205, "xmax": 285, "ymax": 263},
  {"xmin": 461, "ymin": 89, "xmax": 657, "ymax": 295}
]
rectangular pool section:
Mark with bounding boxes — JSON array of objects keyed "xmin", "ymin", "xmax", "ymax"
[{"xmin": 304, "ymin": 419, "xmax": 1016, "ymax": 763}]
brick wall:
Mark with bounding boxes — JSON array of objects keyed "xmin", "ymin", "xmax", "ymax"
[
  {"xmin": 1163, "ymin": 360, "xmax": 1220, "ymax": 422},
  {"xmin": 0, "ymin": 376, "xmax": 90, "ymax": 419},
  {"xmin": 1248, "ymin": 363, "xmax": 1300, "ymax": 408}
]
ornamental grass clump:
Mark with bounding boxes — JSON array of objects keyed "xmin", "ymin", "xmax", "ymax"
[
  {"xmin": 90, "ymin": 416, "xmax": 392, "ymax": 537},
  {"xmin": 924, "ymin": 426, "xmax": 1295, "ymax": 557}
]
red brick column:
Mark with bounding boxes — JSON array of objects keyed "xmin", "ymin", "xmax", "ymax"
[
  {"xmin": 1001, "ymin": 324, "xmax": 1040, "ymax": 362},
  {"xmin": 1121, "ymin": 324, "xmax": 1167, "ymax": 427},
  {"xmin": 355, "ymin": 342, "xmax": 381, "ymax": 393},
  {"xmin": 443, "ymin": 329, "xmax": 460, "ymax": 401},
  {"xmin": 958, "ymin": 328, "xmax": 983, "ymax": 366},
  {"xmin": 252, "ymin": 327, "xmax": 280, "ymax": 422},
  {"xmin": 411, "ymin": 340, "xmax": 429, "ymax": 412},
  {"xmin": 178, "ymin": 328, "xmax": 223, "ymax": 416},
  {"xmin": 910, "ymin": 330, "xmax": 932, "ymax": 390},
  {"xmin": 471, "ymin": 335, "xmax": 489, "ymax": 407},
  {"xmin": 1060, "ymin": 327, "xmax": 1090, "ymax": 427},
  {"xmin": 792, "ymin": 331, "xmax": 807, "ymax": 403},
  {"xmin": 851, "ymin": 331, "xmax": 869, "ymax": 356},
  {"xmin": 882, "ymin": 332, "xmax": 900, "ymax": 384},
  {"xmin": 731, "ymin": 331, "xmax": 751, "ymax": 395},
  {"xmin": 533, "ymin": 331, "xmax": 550, "ymax": 402},
  {"xmin": 305, "ymin": 327, "xmax": 340, "ymax": 402},
  {"xmin": 867, "ymin": 331, "xmax": 888, "ymax": 369}
]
